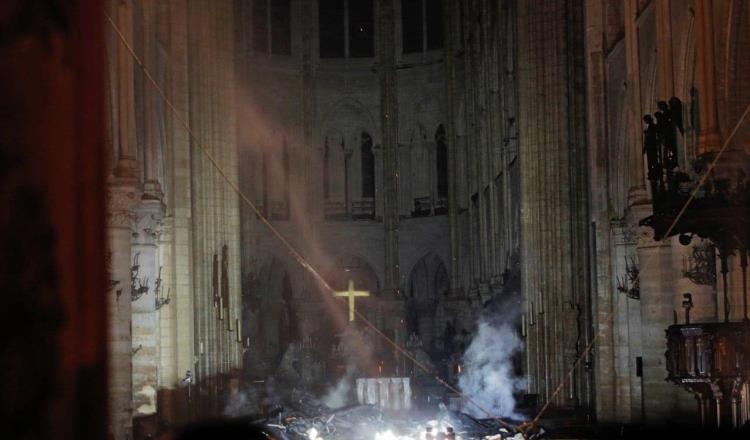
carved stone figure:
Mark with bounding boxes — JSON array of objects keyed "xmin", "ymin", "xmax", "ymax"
[
  {"xmin": 658, "ymin": 100, "xmax": 679, "ymax": 170},
  {"xmin": 643, "ymin": 115, "xmax": 661, "ymax": 181},
  {"xmin": 669, "ymin": 96, "xmax": 684, "ymax": 135}
]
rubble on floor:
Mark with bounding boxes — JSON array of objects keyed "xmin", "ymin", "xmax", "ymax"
[{"xmin": 254, "ymin": 401, "xmax": 546, "ymax": 440}]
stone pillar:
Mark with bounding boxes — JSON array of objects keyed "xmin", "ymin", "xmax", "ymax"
[
  {"xmin": 141, "ymin": 0, "xmax": 163, "ymax": 199},
  {"xmin": 694, "ymin": 0, "xmax": 722, "ymax": 153},
  {"xmin": 106, "ymin": 1, "xmax": 141, "ymax": 437},
  {"xmin": 164, "ymin": 0, "xmax": 195, "ymax": 397},
  {"xmin": 158, "ymin": 216, "xmax": 178, "ymax": 387},
  {"xmin": 517, "ymin": 0, "xmax": 590, "ymax": 409},
  {"xmin": 635, "ymin": 224, "xmax": 695, "ymax": 424},
  {"xmin": 107, "ymin": 182, "xmax": 140, "ymax": 440},
  {"xmin": 377, "ymin": 0, "xmax": 401, "ymax": 295},
  {"xmin": 185, "ymin": 0, "xmax": 241, "ymax": 398},
  {"xmin": 111, "ymin": 0, "xmax": 139, "ymax": 179},
  {"xmin": 655, "ymin": 0, "xmax": 675, "ymax": 98},
  {"xmin": 624, "ymin": 0, "xmax": 645, "ymax": 193},
  {"xmin": 131, "ymin": 201, "xmax": 164, "ymax": 416}
]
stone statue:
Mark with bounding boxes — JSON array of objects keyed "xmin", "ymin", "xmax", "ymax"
[
  {"xmin": 669, "ymin": 96, "xmax": 684, "ymax": 135},
  {"xmin": 657, "ymin": 100, "xmax": 679, "ymax": 170},
  {"xmin": 643, "ymin": 115, "xmax": 661, "ymax": 181}
]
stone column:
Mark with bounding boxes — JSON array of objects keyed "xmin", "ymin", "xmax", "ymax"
[
  {"xmin": 377, "ymin": 0, "xmax": 401, "ymax": 294},
  {"xmin": 141, "ymin": 0, "xmax": 163, "ymax": 199},
  {"xmin": 131, "ymin": 201, "xmax": 164, "ymax": 416},
  {"xmin": 624, "ymin": 0, "xmax": 646, "ymax": 195},
  {"xmin": 694, "ymin": 0, "xmax": 722, "ymax": 153},
  {"xmin": 610, "ymin": 226, "xmax": 637, "ymax": 423},
  {"xmin": 517, "ymin": 0, "xmax": 589, "ymax": 409},
  {"xmin": 635, "ymin": 224, "xmax": 695, "ymax": 423},
  {"xmin": 106, "ymin": 1, "xmax": 141, "ymax": 437},
  {"xmin": 655, "ymin": 0, "xmax": 675, "ymax": 98},
  {"xmin": 164, "ymin": 0, "xmax": 195, "ymax": 407},
  {"xmin": 158, "ymin": 216, "xmax": 177, "ymax": 387},
  {"xmin": 586, "ymin": 0, "xmax": 617, "ymax": 420},
  {"xmin": 107, "ymin": 182, "xmax": 140, "ymax": 440},
  {"xmin": 185, "ymin": 0, "xmax": 241, "ymax": 394},
  {"xmin": 111, "ymin": 0, "xmax": 139, "ymax": 179}
]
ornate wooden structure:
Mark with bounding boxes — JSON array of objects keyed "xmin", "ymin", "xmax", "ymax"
[
  {"xmin": 666, "ymin": 322, "xmax": 750, "ymax": 427},
  {"xmin": 640, "ymin": 98, "xmax": 750, "ymax": 428}
]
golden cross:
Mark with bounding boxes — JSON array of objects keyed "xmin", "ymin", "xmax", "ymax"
[{"xmin": 334, "ymin": 280, "xmax": 370, "ymax": 322}]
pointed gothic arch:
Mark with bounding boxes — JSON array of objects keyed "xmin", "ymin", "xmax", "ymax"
[
  {"xmin": 252, "ymin": 257, "xmax": 298, "ymax": 370},
  {"xmin": 321, "ymin": 99, "xmax": 377, "ymax": 220},
  {"xmin": 323, "ymin": 129, "xmax": 347, "ymax": 218},
  {"xmin": 361, "ymin": 132, "xmax": 375, "ymax": 198},
  {"xmin": 406, "ymin": 253, "xmax": 449, "ymax": 350}
]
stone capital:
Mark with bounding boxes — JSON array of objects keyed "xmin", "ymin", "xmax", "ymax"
[
  {"xmin": 133, "ymin": 199, "xmax": 165, "ymax": 245},
  {"xmin": 106, "ymin": 178, "xmax": 141, "ymax": 229},
  {"xmin": 142, "ymin": 179, "xmax": 164, "ymax": 202}
]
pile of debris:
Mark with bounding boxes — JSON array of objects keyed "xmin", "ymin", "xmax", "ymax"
[{"xmin": 253, "ymin": 402, "xmax": 546, "ymax": 440}]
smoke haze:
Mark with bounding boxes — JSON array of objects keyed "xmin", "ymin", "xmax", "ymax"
[{"xmin": 458, "ymin": 295, "xmax": 525, "ymax": 419}]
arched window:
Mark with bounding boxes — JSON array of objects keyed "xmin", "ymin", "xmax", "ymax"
[
  {"xmin": 319, "ymin": 0, "xmax": 374, "ymax": 58},
  {"xmin": 253, "ymin": 0, "xmax": 291, "ymax": 55},
  {"xmin": 361, "ymin": 132, "xmax": 374, "ymax": 198},
  {"xmin": 324, "ymin": 131, "xmax": 347, "ymax": 219},
  {"xmin": 401, "ymin": 0, "xmax": 443, "ymax": 54}
]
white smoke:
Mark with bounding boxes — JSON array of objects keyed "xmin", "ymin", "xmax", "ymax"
[
  {"xmin": 223, "ymin": 383, "xmax": 261, "ymax": 417},
  {"xmin": 321, "ymin": 326, "xmax": 373, "ymax": 409},
  {"xmin": 458, "ymin": 297, "xmax": 525, "ymax": 419},
  {"xmin": 321, "ymin": 366, "xmax": 355, "ymax": 409}
]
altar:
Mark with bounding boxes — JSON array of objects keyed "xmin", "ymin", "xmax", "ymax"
[{"xmin": 356, "ymin": 377, "xmax": 412, "ymax": 410}]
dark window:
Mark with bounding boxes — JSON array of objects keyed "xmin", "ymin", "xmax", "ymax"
[
  {"xmin": 348, "ymin": 0, "xmax": 374, "ymax": 57},
  {"xmin": 436, "ymin": 125, "xmax": 448, "ymax": 199},
  {"xmin": 253, "ymin": 0, "xmax": 268, "ymax": 53},
  {"xmin": 361, "ymin": 132, "xmax": 375, "ymax": 198},
  {"xmin": 401, "ymin": 0, "xmax": 423, "ymax": 54},
  {"xmin": 271, "ymin": 0, "xmax": 291, "ymax": 55},
  {"xmin": 426, "ymin": 0, "xmax": 443, "ymax": 50},
  {"xmin": 319, "ymin": 0, "xmax": 345, "ymax": 58}
]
